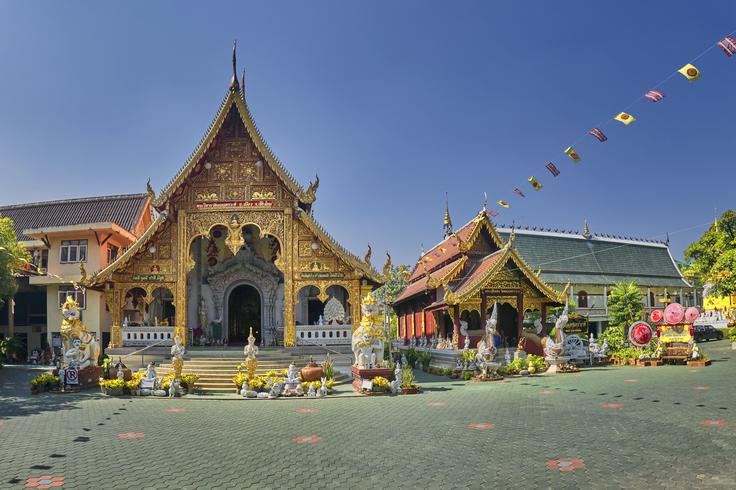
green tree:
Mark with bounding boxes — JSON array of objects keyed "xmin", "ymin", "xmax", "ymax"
[
  {"xmin": 684, "ymin": 210, "xmax": 736, "ymax": 296},
  {"xmin": 372, "ymin": 263, "xmax": 410, "ymax": 341},
  {"xmin": 607, "ymin": 281, "xmax": 645, "ymax": 329},
  {"xmin": 0, "ymin": 214, "xmax": 31, "ymax": 308}
]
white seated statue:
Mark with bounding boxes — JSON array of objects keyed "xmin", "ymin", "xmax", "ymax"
[{"xmin": 285, "ymin": 362, "xmax": 300, "ymax": 389}]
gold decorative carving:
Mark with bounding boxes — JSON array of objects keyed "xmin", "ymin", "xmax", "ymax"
[
  {"xmin": 213, "ymin": 162, "xmax": 233, "ymax": 181},
  {"xmin": 225, "ymin": 214, "xmax": 245, "ymax": 256},
  {"xmin": 196, "ymin": 192, "xmax": 218, "ymax": 201}
]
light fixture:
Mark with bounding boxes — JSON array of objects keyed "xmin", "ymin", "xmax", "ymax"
[
  {"xmin": 311, "ymin": 241, "xmax": 318, "ymax": 251},
  {"xmin": 148, "ymin": 245, "xmax": 156, "ymax": 255},
  {"xmin": 204, "ymin": 161, "xmax": 212, "ymax": 170},
  {"xmin": 255, "ymin": 160, "xmax": 263, "ymax": 167}
]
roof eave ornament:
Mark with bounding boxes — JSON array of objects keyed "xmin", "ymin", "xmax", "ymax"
[
  {"xmin": 301, "ymin": 174, "xmax": 319, "ymax": 204},
  {"xmin": 382, "ymin": 252, "xmax": 392, "ymax": 279},
  {"xmin": 229, "ymin": 40, "xmax": 240, "ymax": 92},
  {"xmin": 364, "ymin": 243, "xmax": 372, "ymax": 266},
  {"xmin": 146, "ymin": 178, "xmax": 156, "ymax": 202}
]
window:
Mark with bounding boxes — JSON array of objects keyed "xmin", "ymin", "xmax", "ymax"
[
  {"xmin": 577, "ymin": 291, "xmax": 589, "ymax": 308},
  {"xmin": 58, "ymin": 285, "xmax": 86, "ymax": 309},
  {"xmin": 60, "ymin": 240, "xmax": 87, "ymax": 263},
  {"xmin": 107, "ymin": 245, "xmax": 119, "ymax": 264}
]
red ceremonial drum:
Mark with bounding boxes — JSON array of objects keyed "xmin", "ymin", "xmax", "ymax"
[
  {"xmin": 664, "ymin": 303, "xmax": 685, "ymax": 324},
  {"xmin": 684, "ymin": 307, "xmax": 699, "ymax": 323},
  {"xmin": 649, "ymin": 309, "xmax": 663, "ymax": 323},
  {"xmin": 628, "ymin": 321, "xmax": 653, "ymax": 347}
]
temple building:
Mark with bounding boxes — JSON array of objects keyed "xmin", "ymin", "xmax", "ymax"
[
  {"xmin": 90, "ymin": 48, "xmax": 383, "ymax": 349},
  {"xmin": 394, "ymin": 205, "xmax": 697, "ymax": 348},
  {"xmin": 393, "ymin": 207, "xmax": 568, "ymax": 354},
  {"xmin": 0, "ymin": 194, "xmax": 152, "ymax": 356}
]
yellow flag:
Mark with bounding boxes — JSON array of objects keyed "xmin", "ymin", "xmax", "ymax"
[
  {"xmin": 678, "ymin": 63, "xmax": 701, "ymax": 81},
  {"xmin": 497, "ymin": 200, "xmax": 510, "ymax": 209},
  {"xmin": 564, "ymin": 147, "xmax": 581, "ymax": 161},
  {"xmin": 614, "ymin": 112, "xmax": 636, "ymax": 125},
  {"xmin": 528, "ymin": 176, "xmax": 542, "ymax": 191}
]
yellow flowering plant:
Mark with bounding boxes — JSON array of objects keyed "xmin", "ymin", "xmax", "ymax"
[{"xmin": 371, "ymin": 376, "xmax": 390, "ymax": 392}]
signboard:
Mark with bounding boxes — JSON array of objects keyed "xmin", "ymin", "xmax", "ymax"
[
  {"xmin": 140, "ymin": 378, "xmax": 155, "ymax": 389},
  {"xmin": 195, "ymin": 200, "xmax": 275, "ymax": 209},
  {"xmin": 65, "ymin": 366, "xmax": 79, "ymax": 385},
  {"xmin": 563, "ymin": 313, "xmax": 589, "ymax": 336},
  {"xmin": 658, "ymin": 324, "xmax": 692, "ymax": 343},
  {"xmin": 300, "ymin": 272, "xmax": 345, "ymax": 279},
  {"xmin": 361, "ymin": 379, "xmax": 373, "ymax": 391},
  {"xmin": 131, "ymin": 274, "xmax": 166, "ymax": 282},
  {"xmin": 51, "ymin": 333, "xmax": 62, "ymax": 348}
]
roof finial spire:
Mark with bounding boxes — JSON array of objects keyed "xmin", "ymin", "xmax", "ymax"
[
  {"xmin": 665, "ymin": 232, "xmax": 670, "ymax": 246},
  {"xmin": 483, "ymin": 192, "xmax": 488, "ymax": 212},
  {"xmin": 443, "ymin": 192, "xmax": 453, "ymax": 238},
  {"xmin": 241, "ymin": 68, "xmax": 246, "ymax": 99},
  {"xmin": 230, "ymin": 39, "xmax": 239, "ymax": 91},
  {"xmin": 583, "ymin": 219, "xmax": 591, "ymax": 239}
]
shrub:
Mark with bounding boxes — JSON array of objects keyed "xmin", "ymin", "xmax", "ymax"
[
  {"xmin": 401, "ymin": 365, "xmax": 417, "ymax": 389},
  {"xmin": 462, "ymin": 371, "xmax": 473, "ymax": 381},
  {"xmin": 527, "ymin": 354, "xmax": 545, "ymax": 372},
  {"xmin": 322, "ymin": 354, "xmax": 335, "ymax": 380},
  {"xmin": 30, "ymin": 373, "xmax": 59, "ymax": 391},
  {"xmin": 180, "ymin": 374, "xmax": 200, "ymax": 390},
  {"xmin": 371, "ymin": 376, "xmax": 390, "ymax": 392},
  {"xmin": 405, "ymin": 348, "xmax": 418, "ymax": 368},
  {"xmin": 442, "ymin": 368, "xmax": 453, "ymax": 376},
  {"xmin": 459, "ymin": 349, "xmax": 476, "ymax": 367},
  {"xmin": 417, "ymin": 351, "xmax": 431, "ymax": 371},
  {"xmin": 98, "ymin": 378, "xmax": 125, "ymax": 389}
]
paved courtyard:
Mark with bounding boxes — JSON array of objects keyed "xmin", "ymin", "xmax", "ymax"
[{"xmin": 1, "ymin": 341, "xmax": 734, "ymax": 489}]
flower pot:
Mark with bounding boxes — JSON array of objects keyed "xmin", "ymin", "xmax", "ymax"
[
  {"xmin": 401, "ymin": 386, "xmax": 420, "ymax": 394},
  {"xmin": 108, "ymin": 386, "xmax": 124, "ymax": 396},
  {"xmin": 687, "ymin": 360, "xmax": 711, "ymax": 367}
]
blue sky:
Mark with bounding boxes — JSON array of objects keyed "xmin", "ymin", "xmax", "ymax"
[{"xmin": 0, "ymin": 1, "xmax": 734, "ymax": 265}]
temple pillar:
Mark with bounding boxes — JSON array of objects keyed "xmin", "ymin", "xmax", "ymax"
[
  {"xmin": 480, "ymin": 293, "xmax": 487, "ymax": 324},
  {"xmin": 283, "ymin": 208, "xmax": 296, "ymax": 347},
  {"xmin": 350, "ymin": 281, "xmax": 361, "ymax": 331},
  {"xmin": 452, "ymin": 305, "xmax": 460, "ymax": 342},
  {"xmin": 175, "ymin": 211, "xmax": 188, "ymax": 344},
  {"xmin": 516, "ymin": 292, "xmax": 523, "ymax": 340}
]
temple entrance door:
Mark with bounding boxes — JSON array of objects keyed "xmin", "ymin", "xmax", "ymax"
[
  {"xmin": 498, "ymin": 303, "xmax": 518, "ymax": 348},
  {"xmin": 227, "ymin": 284, "xmax": 261, "ymax": 344}
]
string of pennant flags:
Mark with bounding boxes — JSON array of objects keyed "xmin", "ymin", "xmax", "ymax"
[{"xmin": 489, "ymin": 33, "xmax": 736, "ymax": 215}]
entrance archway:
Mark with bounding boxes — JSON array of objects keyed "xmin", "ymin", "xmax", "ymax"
[
  {"xmin": 227, "ymin": 284, "xmax": 261, "ymax": 344},
  {"xmin": 498, "ymin": 303, "xmax": 518, "ymax": 348}
]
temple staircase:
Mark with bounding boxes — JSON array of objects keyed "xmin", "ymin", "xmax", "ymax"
[{"xmin": 156, "ymin": 348, "xmax": 352, "ymax": 393}]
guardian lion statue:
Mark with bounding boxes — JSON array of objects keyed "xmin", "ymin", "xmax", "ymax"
[{"xmin": 351, "ymin": 294, "xmax": 386, "ymax": 368}]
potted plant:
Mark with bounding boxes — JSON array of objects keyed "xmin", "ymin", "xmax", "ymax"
[
  {"xmin": 180, "ymin": 374, "xmax": 200, "ymax": 394},
  {"xmin": 400, "ymin": 365, "xmax": 420, "ymax": 394},
  {"xmin": 300, "ymin": 356, "xmax": 324, "ymax": 382},
  {"xmin": 99, "ymin": 378, "xmax": 125, "ymax": 396},
  {"xmin": 371, "ymin": 376, "xmax": 391, "ymax": 394}
]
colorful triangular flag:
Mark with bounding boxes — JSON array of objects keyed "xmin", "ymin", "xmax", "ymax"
[
  {"xmin": 497, "ymin": 200, "xmax": 510, "ymax": 209},
  {"xmin": 614, "ymin": 112, "xmax": 636, "ymax": 125},
  {"xmin": 678, "ymin": 63, "xmax": 701, "ymax": 81},
  {"xmin": 513, "ymin": 188, "xmax": 525, "ymax": 198},
  {"xmin": 564, "ymin": 147, "xmax": 581, "ymax": 162},
  {"xmin": 545, "ymin": 162, "xmax": 560, "ymax": 176},
  {"xmin": 718, "ymin": 36, "xmax": 736, "ymax": 56},
  {"xmin": 644, "ymin": 90, "xmax": 665, "ymax": 102},
  {"xmin": 528, "ymin": 176, "xmax": 542, "ymax": 191},
  {"xmin": 589, "ymin": 128, "xmax": 607, "ymax": 142}
]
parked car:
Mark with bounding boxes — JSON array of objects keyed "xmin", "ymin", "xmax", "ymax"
[{"xmin": 694, "ymin": 325, "xmax": 723, "ymax": 342}]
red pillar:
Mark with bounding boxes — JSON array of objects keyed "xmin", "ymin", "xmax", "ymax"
[
  {"xmin": 480, "ymin": 293, "xmax": 487, "ymax": 325},
  {"xmin": 453, "ymin": 305, "xmax": 460, "ymax": 341}
]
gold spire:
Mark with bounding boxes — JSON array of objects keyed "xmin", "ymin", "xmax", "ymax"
[
  {"xmin": 230, "ymin": 40, "xmax": 239, "ymax": 91},
  {"xmin": 443, "ymin": 192, "xmax": 453, "ymax": 238},
  {"xmin": 364, "ymin": 243, "xmax": 372, "ymax": 266},
  {"xmin": 383, "ymin": 252, "xmax": 392, "ymax": 278},
  {"xmin": 241, "ymin": 68, "xmax": 246, "ymax": 99},
  {"xmin": 583, "ymin": 219, "xmax": 591, "ymax": 239}
]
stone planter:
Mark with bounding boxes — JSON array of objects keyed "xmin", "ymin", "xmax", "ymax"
[
  {"xmin": 106, "ymin": 386, "xmax": 124, "ymax": 396},
  {"xmin": 687, "ymin": 360, "xmax": 711, "ymax": 367},
  {"xmin": 401, "ymin": 386, "xmax": 420, "ymax": 394}
]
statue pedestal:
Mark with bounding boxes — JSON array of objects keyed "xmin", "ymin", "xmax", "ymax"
[
  {"xmin": 54, "ymin": 366, "xmax": 103, "ymax": 389},
  {"xmin": 545, "ymin": 356, "xmax": 571, "ymax": 374},
  {"xmin": 475, "ymin": 361, "xmax": 502, "ymax": 381},
  {"xmin": 351, "ymin": 366, "xmax": 392, "ymax": 392}
]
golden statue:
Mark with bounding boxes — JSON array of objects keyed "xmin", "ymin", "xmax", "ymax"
[
  {"xmin": 170, "ymin": 335, "xmax": 186, "ymax": 378},
  {"xmin": 243, "ymin": 327, "xmax": 259, "ymax": 377},
  {"xmin": 60, "ymin": 296, "xmax": 100, "ymax": 369}
]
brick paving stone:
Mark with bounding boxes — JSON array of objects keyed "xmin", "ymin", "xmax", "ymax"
[{"xmin": 1, "ymin": 341, "xmax": 735, "ymax": 488}]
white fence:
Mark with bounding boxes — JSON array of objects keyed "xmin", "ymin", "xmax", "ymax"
[
  {"xmin": 296, "ymin": 324, "xmax": 352, "ymax": 345},
  {"xmin": 122, "ymin": 326, "xmax": 175, "ymax": 347}
]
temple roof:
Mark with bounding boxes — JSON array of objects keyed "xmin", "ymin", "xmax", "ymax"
[
  {"xmin": 0, "ymin": 194, "xmax": 150, "ymax": 242},
  {"xmin": 495, "ymin": 227, "xmax": 690, "ymax": 288},
  {"xmin": 394, "ymin": 256, "xmax": 466, "ymax": 303},
  {"xmin": 153, "ymin": 85, "xmax": 309, "ymax": 209}
]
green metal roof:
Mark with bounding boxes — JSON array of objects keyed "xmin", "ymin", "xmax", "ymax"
[{"xmin": 497, "ymin": 230, "xmax": 690, "ymax": 288}]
